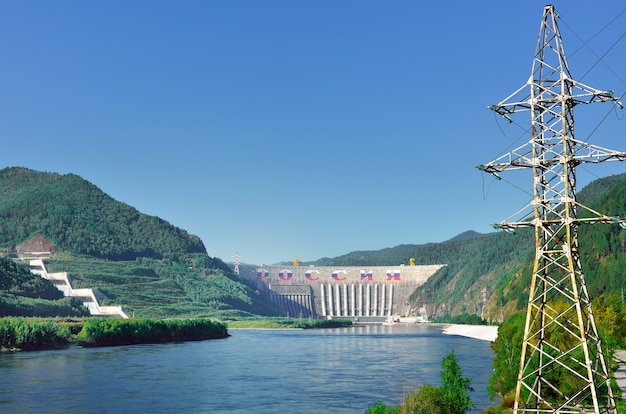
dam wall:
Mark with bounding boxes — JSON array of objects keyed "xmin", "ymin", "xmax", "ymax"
[{"xmin": 246, "ymin": 265, "xmax": 444, "ymax": 321}]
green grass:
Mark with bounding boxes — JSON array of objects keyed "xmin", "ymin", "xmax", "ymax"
[
  {"xmin": 46, "ymin": 256, "xmax": 210, "ymax": 318},
  {"xmin": 226, "ymin": 317, "xmax": 352, "ymax": 329}
]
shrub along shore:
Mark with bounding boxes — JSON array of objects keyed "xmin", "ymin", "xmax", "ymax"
[
  {"xmin": 0, "ymin": 317, "xmax": 352, "ymax": 351},
  {"xmin": 0, "ymin": 317, "xmax": 229, "ymax": 351}
]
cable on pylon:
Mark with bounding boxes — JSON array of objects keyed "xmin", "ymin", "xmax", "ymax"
[{"xmin": 478, "ymin": 5, "xmax": 625, "ymax": 413}]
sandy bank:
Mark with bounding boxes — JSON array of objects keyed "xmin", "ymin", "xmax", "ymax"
[{"xmin": 442, "ymin": 324, "xmax": 499, "ymax": 342}]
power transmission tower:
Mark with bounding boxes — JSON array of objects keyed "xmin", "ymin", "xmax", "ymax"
[
  {"xmin": 233, "ymin": 252, "xmax": 240, "ymax": 274},
  {"xmin": 478, "ymin": 5, "xmax": 625, "ymax": 413}
]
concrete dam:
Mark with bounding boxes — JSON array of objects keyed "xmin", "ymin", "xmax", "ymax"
[{"xmin": 245, "ymin": 264, "xmax": 444, "ymax": 322}]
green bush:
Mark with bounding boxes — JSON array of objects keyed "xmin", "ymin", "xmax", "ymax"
[
  {"xmin": 0, "ymin": 318, "xmax": 70, "ymax": 350},
  {"xmin": 77, "ymin": 318, "xmax": 228, "ymax": 347},
  {"xmin": 365, "ymin": 401, "xmax": 398, "ymax": 414},
  {"xmin": 366, "ymin": 351, "xmax": 473, "ymax": 414},
  {"xmin": 398, "ymin": 385, "xmax": 452, "ymax": 414}
]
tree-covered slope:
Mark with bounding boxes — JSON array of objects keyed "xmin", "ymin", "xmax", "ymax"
[
  {"xmin": 44, "ymin": 255, "xmax": 280, "ymax": 319},
  {"xmin": 480, "ymin": 173, "xmax": 626, "ymax": 322},
  {"xmin": 0, "ymin": 167, "xmax": 280, "ymax": 319},
  {"xmin": 0, "ymin": 256, "xmax": 89, "ymax": 317},
  {"xmin": 307, "ymin": 227, "xmax": 534, "ymax": 319},
  {"xmin": 308, "ymin": 173, "xmax": 626, "ymax": 321},
  {"xmin": 305, "ymin": 230, "xmax": 491, "ymax": 267},
  {"xmin": 0, "ymin": 167, "xmax": 205, "ymax": 261}
]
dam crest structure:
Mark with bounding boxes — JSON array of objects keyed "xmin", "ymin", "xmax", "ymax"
[{"xmin": 241, "ymin": 264, "xmax": 444, "ymax": 322}]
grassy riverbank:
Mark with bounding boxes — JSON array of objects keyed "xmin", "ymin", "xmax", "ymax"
[
  {"xmin": 0, "ymin": 317, "xmax": 351, "ymax": 351},
  {"xmin": 226, "ymin": 317, "xmax": 352, "ymax": 329},
  {"xmin": 0, "ymin": 317, "xmax": 228, "ymax": 351}
]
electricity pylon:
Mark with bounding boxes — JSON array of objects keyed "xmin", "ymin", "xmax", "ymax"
[{"xmin": 477, "ymin": 5, "xmax": 625, "ymax": 413}]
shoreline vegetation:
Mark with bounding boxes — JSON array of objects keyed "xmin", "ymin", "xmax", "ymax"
[
  {"xmin": 225, "ymin": 318, "xmax": 352, "ymax": 329},
  {"xmin": 0, "ymin": 317, "xmax": 229, "ymax": 351},
  {"xmin": 0, "ymin": 317, "xmax": 353, "ymax": 351}
]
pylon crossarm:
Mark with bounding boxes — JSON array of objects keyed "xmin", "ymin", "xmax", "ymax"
[
  {"xmin": 564, "ymin": 79, "xmax": 623, "ymax": 107},
  {"xmin": 487, "ymin": 200, "xmax": 626, "ymax": 232},
  {"xmin": 487, "ymin": 83, "xmax": 531, "ymax": 117},
  {"xmin": 571, "ymin": 139, "xmax": 626, "ymax": 164},
  {"xmin": 491, "ymin": 217, "xmax": 626, "ymax": 231},
  {"xmin": 575, "ymin": 200, "xmax": 626, "ymax": 227},
  {"xmin": 477, "ymin": 139, "xmax": 626, "ymax": 179},
  {"xmin": 476, "ymin": 144, "xmax": 535, "ymax": 176},
  {"xmin": 487, "ymin": 83, "xmax": 623, "ymax": 121},
  {"xmin": 485, "ymin": 6, "xmax": 620, "ymax": 412},
  {"xmin": 577, "ymin": 216, "xmax": 626, "ymax": 227}
]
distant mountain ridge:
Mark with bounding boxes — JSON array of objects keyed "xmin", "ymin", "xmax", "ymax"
[{"xmin": 305, "ymin": 172, "xmax": 626, "ymax": 321}]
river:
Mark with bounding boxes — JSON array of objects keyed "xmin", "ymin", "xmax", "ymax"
[{"xmin": 0, "ymin": 324, "xmax": 496, "ymax": 413}]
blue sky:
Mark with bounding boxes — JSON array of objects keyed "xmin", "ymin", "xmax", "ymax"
[{"xmin": 1, "ymin": 1, "xmax": 625, "ymax": 265}]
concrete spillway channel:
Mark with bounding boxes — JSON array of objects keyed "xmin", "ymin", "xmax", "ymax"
[{"xmin": 27, "ymin": 259, "xmax": 128, "ymax": 318}]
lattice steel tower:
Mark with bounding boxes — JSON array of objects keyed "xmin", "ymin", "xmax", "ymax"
[{"xmin": 478, "ymin": 5, "xmax": 625, "ymax": 413}]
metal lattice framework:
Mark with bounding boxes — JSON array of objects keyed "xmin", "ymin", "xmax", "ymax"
[{"xmin": 478, "ymin": 5, "xmax": 625, "ymax": 413}]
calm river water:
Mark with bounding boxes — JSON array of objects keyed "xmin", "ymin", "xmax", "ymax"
[{"xmin": 0, "ymin": 324, "xmax": 496, "ymax": 413}]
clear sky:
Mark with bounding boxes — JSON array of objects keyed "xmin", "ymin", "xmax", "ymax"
[{"xmin": 1, "ymin": 1, "xmax": 624, "ymax": 265}]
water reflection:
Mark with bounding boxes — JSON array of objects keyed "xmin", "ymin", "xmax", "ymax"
[{"xmin": 0, "ymin": 324, "xmax": 494, "ymax": 413}]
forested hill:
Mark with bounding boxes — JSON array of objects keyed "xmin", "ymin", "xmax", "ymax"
[
  {"xmin": 304, "ymin": 230, "xmax": 492, "ymax": 267},
  {"xmin": 0, "ymin": 167, "xmax": 279, "ymax": 319},
  {"xmin": 307, "ymin": 172, "xmax": 626, "ymax": 321},
  {"xmin": 0, "ymin": 167, "xmax": 206, "ymax": 261}
]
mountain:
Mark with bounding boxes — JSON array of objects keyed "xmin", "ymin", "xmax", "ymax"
[
  {"xmin": 306, "ymin": 227, "xmax": 533, "ymax": 319},
  {"xmin": 4, "ymin": 166, "xmax": 625, "ymax": 321},
  {"xmin": 0, "ymin": 167, "xmax": 205, "ymax": 261},
  {"xmin": 479, "ymin": 172, "xmax": 626, "ymax": 322},
  {"xmin": 0, "ymin": 167, "xmax": 279, "ymax": 318}
]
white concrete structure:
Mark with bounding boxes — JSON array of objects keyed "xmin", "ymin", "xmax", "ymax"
[
  {"xmin": 28, "ymin": 259, "xmax": 128, "ymax": 318},
  {"xmin": 254, "ymin": 264, "xmax": 445, "ymax": 321}
]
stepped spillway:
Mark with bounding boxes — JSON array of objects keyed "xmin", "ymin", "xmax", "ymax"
[{"xmin": 28, "ymin": 259, "xmax": 128, "ymax": 318}]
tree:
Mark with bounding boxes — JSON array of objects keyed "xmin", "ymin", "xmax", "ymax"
[
  {"xmin": 488, "ymin": 312, "xmax": 525, "ymax": 400},
  {"xmin": 365, "ymin": 401, "xmax": 398, "ymax": 414},
  {"xmin": 398, "ymin": 385, "xmax": 451, "ymax": 414},
  {"xmin": 441, "ymin": 350, "xmax": 474, "ymax": 414}
]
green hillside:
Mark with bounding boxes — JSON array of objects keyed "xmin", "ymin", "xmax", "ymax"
[
  {"xmin": 310, "ymin": 173, "xmax": 626, "ymax": 321},
  {"xmin": 0, "ymin": 167, "xmax": 279, "ymax": 319},
  {"xmin": 309, "ymin": 228, "xmax": 534, "ymax": 319},
  {"xmin": 0, "ymin": 167, "xmax": 205, "ymax": 261},
  {"xmin": 0, "ymin": 256, "xmax": 89, "ymax": 317},
  {"xmin": 3, "ymin": 165, "xmax": 624, "ymax": 321}
]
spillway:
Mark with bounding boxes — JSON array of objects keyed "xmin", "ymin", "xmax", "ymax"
[{"xmin": 247, "ymin": 264, "xmax": 444, "ymax": 321}]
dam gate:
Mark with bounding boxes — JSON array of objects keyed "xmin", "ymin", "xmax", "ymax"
[{"xmin": 247, "ymin": 265, "xmax": 444, "ymax": 321}]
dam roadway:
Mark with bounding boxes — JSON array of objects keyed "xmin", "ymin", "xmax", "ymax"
[{"xmin": 240, "ymin": 264, "xmax": 445, "ymax": 321}]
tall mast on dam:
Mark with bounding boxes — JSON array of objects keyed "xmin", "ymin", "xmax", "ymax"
[{"xmin": 477, "ymin": 5, "xmax": 625, "ymax": 413}]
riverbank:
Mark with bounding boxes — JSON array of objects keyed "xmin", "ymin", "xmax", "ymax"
[
  {"xmin": 442, "ymin": 324, "xmax": 499, "ymax": 342},
  {"xmin": 0, "ymin": 317, "xmax": 228, "ymax": 351},
  {"xmin": 225, "ymin": 318, "xmax": 352, "ymax": 329}
]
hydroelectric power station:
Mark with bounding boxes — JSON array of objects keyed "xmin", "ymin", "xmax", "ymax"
[{"xmin": 242, "ymin": 264, "xmax": 444, "ymax": 322}]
